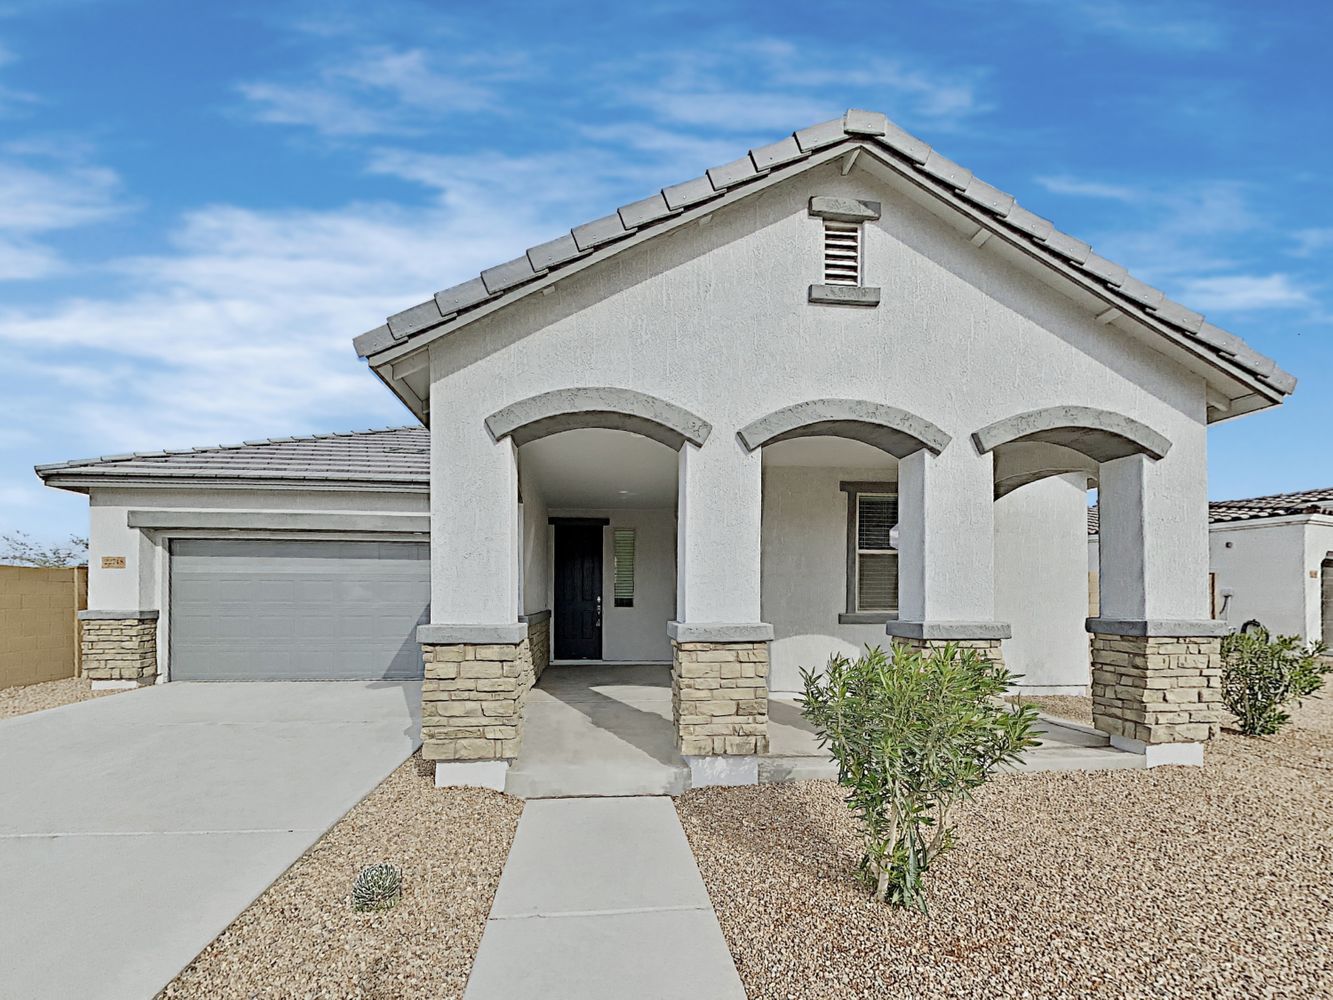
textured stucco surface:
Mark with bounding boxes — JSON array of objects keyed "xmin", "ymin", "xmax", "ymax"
[
  {"xmin": 1209, "ymin": 517, "xmax": 1333, "ymax": 642},
  {"xmin": 761, "ymin": 464, "xmax": 892, "ymax": 691},
  {"xmin": 994, "ymin": 473, "xmax": 1091, "ymax": 692}
]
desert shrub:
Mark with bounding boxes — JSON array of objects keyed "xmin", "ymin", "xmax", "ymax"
[
  {"xmin": 1220, "ymin": 627, "xmax": 1329, "ymax": 736},
  {"xmin": 351, "ymin": 863, "xmax": 402, "ymax": 912},
  {"xmin": 800, "ymin": 643, "xmax": 1038, "ymax": 911}
]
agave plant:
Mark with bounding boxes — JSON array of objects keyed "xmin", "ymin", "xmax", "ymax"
[{"xmin": 352, "ymin": 863, "xmax": 403, "ymax": 912}]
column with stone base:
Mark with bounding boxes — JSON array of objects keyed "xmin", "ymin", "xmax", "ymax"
[
  {"xmin": 884, "ymin": 621, "xmax": 1011, "ymax": 672},
  {"xmin": 78, "ymin": 610, "xmax": 158, "ymax": 689},
  {"xmin": 421, "ymin": 632, "xmax": 534, "ymax": 791},
  {"xmin": 669, "ymin": 624, "xmax": 771, "ymax": 788},
  {"xmin": 1088, "ymin": 624, "xmax": 1226, "ymax": 767}
]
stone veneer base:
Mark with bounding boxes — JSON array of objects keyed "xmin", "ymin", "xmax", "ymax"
[
  {"xmin": 80, "ymin": 617, "xmax": 157, "ymax": 684},
  {"xmin": 888, "ymin": 634, "xmax": 1005, "ymax": 666},
  {"xmin": 421, "ymin": 638, "xmax": 535, "ymax": 763},
  {"xmin": 1090, "ymin": 633, "xmax": 1224, "ymax": 745},
  {"xmin": 671, "ymin": 639, "xmax": 770, "ymax": 756}
]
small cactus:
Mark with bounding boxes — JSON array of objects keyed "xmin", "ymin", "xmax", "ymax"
[{"xmin": 352, "ymin": 863, "xmax": 402, "ymax": 912}]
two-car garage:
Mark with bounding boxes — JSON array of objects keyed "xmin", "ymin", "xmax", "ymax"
[{"xmin": 168, "ymin": 539, "xmax": 430, "ymax": 681}]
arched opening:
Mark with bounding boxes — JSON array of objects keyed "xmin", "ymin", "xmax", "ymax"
[
  {"xmin": 508, "ymin": 421, "xmax": 685, "ymax": 797},
  {"xmin": 975, "ymin": 406, "xmax": 1173, "ymax": 703}
]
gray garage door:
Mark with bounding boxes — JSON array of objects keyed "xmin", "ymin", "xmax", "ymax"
[{"xmin": 169, "ymin": 539, "xmax": 430, "ymax": 681}]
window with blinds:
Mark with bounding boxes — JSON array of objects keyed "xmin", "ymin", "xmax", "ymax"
[
  {"xmin": 855, "ymin": 493, "xmax": 898, "ymax": 613},
  {"xmin": 613, "ymin": 528, "xmax": 635, "ymax": 607},
  {"xmin": 823, "ymin": 220, "xmax": 862, "ymax": 285}
]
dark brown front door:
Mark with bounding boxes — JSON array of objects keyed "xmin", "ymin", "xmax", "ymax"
[{"xmin": 553, "ymin": 522, "xmax": 603, "ymax": 660}]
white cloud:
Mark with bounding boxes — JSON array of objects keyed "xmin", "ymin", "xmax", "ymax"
[
  {"xmin": 0, "ymin": 155, "xmax": 126, "ymax": 279},
  {"xmin": 1291, "ymin": 228, "xmax": 1333, "ymax": 258},
  {"xmin": 1176, "ymin": 274, "xmax": 1312, "ymax": 312},
  {"xmin": 238, "ymin": 46, "xmax": 503, "ymax": 137},
  {"xmin": 1011, "ymin": 0, "xmax": 1227, "ymax": 51},
  {"xmin": 1035, "ymin": 175, "xmax": 1140, "ymax": 202}
]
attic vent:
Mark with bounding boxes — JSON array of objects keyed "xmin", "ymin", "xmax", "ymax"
[{"xmin": 822, "ymin": 221, "xmax": 861, "ymax": 285}]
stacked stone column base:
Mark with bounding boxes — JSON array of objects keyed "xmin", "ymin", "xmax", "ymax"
[
  {"xmin": 78, "ymin": 613, "xmax": 158, "ymax": 685},
  {"xmin": 421, "ymin": 639, "xmax": 534, "ymax": 762},
  {"xmin": 887, "ymin": 635, "xmax": 1005, "ymax": 667},
  {"xmin": 671, "ymin": 640, "xmax": 769, "ymax": 756},
  {"xmin": 1090, "ymin": 633, "xmax": 1225, "ymax": 745}
]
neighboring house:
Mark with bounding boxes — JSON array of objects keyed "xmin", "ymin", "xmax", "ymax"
[
  {"xmin": 38, "ymin": 109, "xmax": 1296, "ymax": 781},
  {"xmin": 1090, "ymin": 489, "xmax": 1333, "ymax": 646}
]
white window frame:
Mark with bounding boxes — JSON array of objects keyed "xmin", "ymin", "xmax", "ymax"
[{"xmin": 839, "ymin": 481, "xmax": 898, "ymax": 624}]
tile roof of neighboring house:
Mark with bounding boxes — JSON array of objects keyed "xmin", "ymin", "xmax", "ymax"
[
  {"xmin": 35, "ymin": 427, "xmax": 429, "ymax": 489},
  {"xmin": 1208, "ymin": 487, "xmax": 1333, "ymax": 524},
  {"xmin": 353, "ymin": 109, "xmax": 1296, "ymax": 404},
  {"xmin": 1088, "ymin": 488, "xmax": 1333, "ymax": 535}
]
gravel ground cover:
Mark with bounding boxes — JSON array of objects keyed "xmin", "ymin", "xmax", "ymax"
[
  {"xmin": 162, "ymin": 755, "xmax": 522, "ymax": 1000},
  {"xmin": 1016, "ymin": 693, "xmax": 1094, "ymax": 725},
  {"xmin": 0, "ymin": 676, "xmax": 116, "ymax": 720},
  {"xmin": 678, "ymin": 696, "xmax": 1333, "ymax": 999}
]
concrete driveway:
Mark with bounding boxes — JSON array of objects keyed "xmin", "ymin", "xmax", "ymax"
[{"xmin": 0, "ymin": 681, "xmax": 420, "ymax": 1000}]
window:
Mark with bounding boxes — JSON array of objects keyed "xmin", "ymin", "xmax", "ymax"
[
  {"xmin": 839, "ymin": 483, "xmax": 898, "ymax": 622},
  {"xmin": 613, "ymin": 528, "xmax": 635, "ymax": 607},
  {"xmin": 822, "ymin": 220, "xmax": 861, "ymax": 285}
]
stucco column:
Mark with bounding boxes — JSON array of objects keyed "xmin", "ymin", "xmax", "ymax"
[
  {"xmin": 670, "ymin": 438, "xmax": 770, "ymax": 788},
  {"xmin": 1096, "ymin": 452, "xmax": 1210, "ymax": 622},
  {"xmin": 1090, "ymin": 450, "xmax": 1226, "ymax": 767},
  {"xmin": 421, "ymin": 389, "xmax": 529, "ymax": 791},
  {"xmin": 888, "ymin": 445, "xmax": 1009, "ymax": 654}
]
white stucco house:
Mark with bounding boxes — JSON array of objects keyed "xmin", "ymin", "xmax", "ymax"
[
  {"xmin": 1091, "ymin": 488, "xmax": 1333, "ymax": 646},
  {"xmin": 38, "ymin": 109, "xmax": 1296, "ymax": 783}
]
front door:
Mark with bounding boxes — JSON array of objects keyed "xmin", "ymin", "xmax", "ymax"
[{"xmin": 553, "ymin": 522, "xmax": 603, "ymax": 659}]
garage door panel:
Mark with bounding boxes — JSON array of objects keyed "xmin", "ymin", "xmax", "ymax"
[{"xmin": 170, "ymin": 539, "xmax": 430, "ymax": 681}]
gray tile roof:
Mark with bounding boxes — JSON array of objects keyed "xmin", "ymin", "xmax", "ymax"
[
  {"xmin": 1089, "ymin": 488, "xmax": 1333, "ymax": 535},
  {"xmin": 1209, "ymin": 487, "xmax": 1333, "ymax": 524},
  {"xmin": 352, "ymin": 109, "xmax": 1295, "ymax": 401},
  {"xmin": 35, "ymin": 427, "xmax": 428, "ymax": 488}
]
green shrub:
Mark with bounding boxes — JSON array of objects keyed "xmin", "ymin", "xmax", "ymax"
[
  {"xmin": 1220, "ymin": 627, "xmax": 1329, "ymax": 736},
  {"xmin": 800, "ymin": 643, "xmax": 1038, "ymax": 911}
]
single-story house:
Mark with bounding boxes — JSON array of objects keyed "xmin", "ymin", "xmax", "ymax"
[
  {"xmin": 38, "ymin": 109, "xmax": 1296, "ymax": 782},
  {"xmin": 1090, "ymin": 488, "xmax": 1333, "ymax": 645}
]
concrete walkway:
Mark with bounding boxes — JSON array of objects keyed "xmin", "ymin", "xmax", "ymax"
[
  {"xmin": 464, "ymin": 797, "xmax": 745, "ymax": 1000},
  {"xmin": 0, "ymin": 681, "xmax": 420, "ymax": 1000}
]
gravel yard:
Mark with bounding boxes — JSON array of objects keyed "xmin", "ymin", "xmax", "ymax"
[
  {"xmin": 162, "ymin": 755, "xmax": 522, "ymax": 1000},
  {"xmin": 0, "ymin": 676, "xmax": 117, "ymax": 720},
  {"xmin": 1016, "ymin": 693, "xmax": 1095, "ymax": 725},
  {"xmin": 678, "ymin": 696, "xmax": 1333, "ymax": 999}
]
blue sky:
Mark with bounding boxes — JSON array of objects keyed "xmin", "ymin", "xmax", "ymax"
[{"xmin": 1, "ymin": 0, "xmax": 1330, "ymax": 544}]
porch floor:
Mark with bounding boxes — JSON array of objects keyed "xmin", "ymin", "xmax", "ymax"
[{"xmin": 505, "ymin": 664, "xmax": 1141, "ymax": 798}]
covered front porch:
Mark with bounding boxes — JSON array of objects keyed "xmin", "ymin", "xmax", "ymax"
[
  {"xmin": 502, "ymin": 663, "xmax": 1142, "ymax": 798},
  {"xmin": 422, "ymin": 388, "xmax": 1225, "ymax": 789}
]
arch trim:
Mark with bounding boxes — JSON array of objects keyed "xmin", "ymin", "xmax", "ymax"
[
  {"xmin": 971, "ymin": 405, "xmax": 1171, "ymax": 463},
  {"xmin": 485, "ymin": 387, "xmax": 712, "ymax": 450},
  {"xmin": 737, "ymin": 399, "xmax": 951, "ymax": 458}
]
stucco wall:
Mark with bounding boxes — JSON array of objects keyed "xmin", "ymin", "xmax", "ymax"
[
  {"xmin": 519, "ymin": 469, "xmax": 550, "ymax": 615},
  {"xmin": 1210, "ymin": 517, "xmax": 1333, "ymax": 642},
  {"xmin": 761, "ymin": 464, "xmax": 890, "ymax": 691},
  {"xmin": 546, "ymin": 508, "xmax": 676, "ymax": 661},
  {"xmin": 426, "ymin": 156, "xmax": 1212, "ymax": 637},
  {"xmin": 994, "ymin": 473, "xmax": 1090, "ymax": 692}
]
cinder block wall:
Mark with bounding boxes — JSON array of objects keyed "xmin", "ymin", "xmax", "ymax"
[{"xmin": 0, "ymin": 565, "xmax": 88, "ymax": 687}]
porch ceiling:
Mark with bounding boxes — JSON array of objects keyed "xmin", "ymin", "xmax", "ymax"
[{"xmin": 520, "ymin": 428, "xmax": 677, "ymax": 509}]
